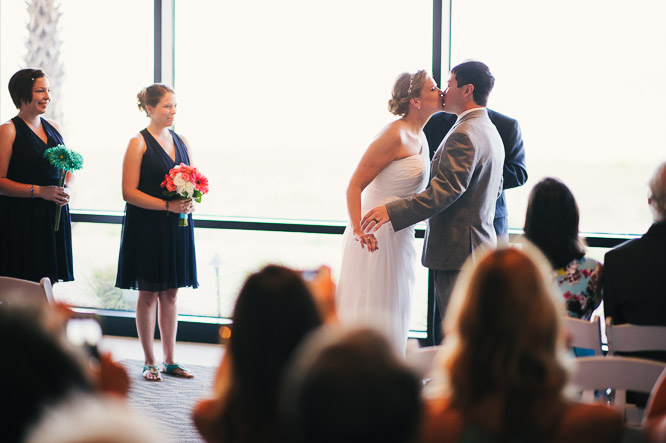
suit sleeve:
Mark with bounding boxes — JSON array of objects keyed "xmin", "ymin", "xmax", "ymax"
[
  {"xmin": 386, "ymin": 131, "xmax": 476, "ymax": 232},
  {"xmin": 499, "ymin": 119, "xmax": 527, "ymax": 190}
]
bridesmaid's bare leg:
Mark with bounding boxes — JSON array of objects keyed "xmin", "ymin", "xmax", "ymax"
[
  {"xmin": 158, "ymin": 288, "xmax": 179, "ymax": 365},
  {"xmin": 137, "ymin": 290, "xmax": 162, "ymax": 381}
]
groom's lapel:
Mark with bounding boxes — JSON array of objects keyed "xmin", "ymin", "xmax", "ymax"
[{"xmin": 432, "ymin": 108, "xmax": 486, "ymax": 164}]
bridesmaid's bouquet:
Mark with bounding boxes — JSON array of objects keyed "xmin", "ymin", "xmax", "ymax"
[
  {"xmin": 43, "ymin": 144, "xmax": 84, "ymax": 231},
  {"xmin": 161, "ymin": 163, "xmax": 209, "ymax": 227}
]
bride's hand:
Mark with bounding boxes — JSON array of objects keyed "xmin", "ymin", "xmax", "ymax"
[{"xmin": 354, "ymin": 229, "xmax": 378, "ymax": 252}]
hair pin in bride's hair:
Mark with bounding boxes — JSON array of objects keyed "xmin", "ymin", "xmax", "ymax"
[{"xmin": 407, "ymin": 74, "xmax": 414, "ymax": 96}]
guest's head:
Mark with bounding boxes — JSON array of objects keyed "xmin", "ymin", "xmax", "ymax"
[
  {"xmin": 25, "ymin": 394, "xmax": 167, "ymax": 443},
  {"xmin": 206, "ymin": 265, "xmax": 323, "ymax": 443},
  {"xmin": 0, "ymin": 303, "xmax": 94, "ymax": 443},
  {"xmin": 388, "ymin": 69, "xmax": 430, "ymax": 116},
  {"xmin": 523, "ymin": 177, "xmax": 586, "ymax": 269},
  {"xmin": 450, "ymin": 61, "xmax": 495, "ymax": 107},
  {"xmin": 441, "ymin": 246, "xmax": 568, "ymax": 437},
  {"xmin": 649, "ymin": 161, "xmax": 666, "ymax": 222},
  {"xmin": 282, "ymin": 326, "xmax": 422, "ymax": 443},
  {"xmin": 8, "ymin": 68, "xmax": 48, "ymax": 109},
  {"xmin": 137, "ymin": 83, "xmax": 175, "ymax": 117}
]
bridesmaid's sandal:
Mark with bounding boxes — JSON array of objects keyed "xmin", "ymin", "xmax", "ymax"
[
  {"xmin": 162, "ymin": 362, "xmax": 195, "ymax": 379},
  {"xmin": 142, "ymin": 364, "xmax": 163, "ymax": 382}
]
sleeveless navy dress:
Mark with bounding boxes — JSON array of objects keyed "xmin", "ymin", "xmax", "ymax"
[
  {"xmin": 115, "ymin": 129, "xmax": 198, "ymax": 291},
  {"xmin": 0, "ymin": 117, "xmax": 73, "ymax": 283}
]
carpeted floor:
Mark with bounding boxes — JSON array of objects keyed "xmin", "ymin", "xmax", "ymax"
[{"xmin": 120, "ymin": 360, "xmax": 217, "ymax": 443}]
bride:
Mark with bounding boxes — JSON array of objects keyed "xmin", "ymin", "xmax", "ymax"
[{"xmin": 336, "ymin": 70, "xmax": 444, "ymax": 353}]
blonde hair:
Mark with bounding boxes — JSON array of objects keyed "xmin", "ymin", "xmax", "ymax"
[
  {"xmin": 387, "ymin": 70, "xmax": 429, "ymax": 116},
  {"xmin": 137, "ymin": 83, "xmax": 174, "ymax": 116},
  {"xmin": 440, "ymin": 245, "xmax": 568, "ymax": 436}
]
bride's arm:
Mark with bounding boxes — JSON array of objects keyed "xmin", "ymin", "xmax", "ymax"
[{"xmin": 346, "ymin": 125, "xmax": 401, "ymax": 252}]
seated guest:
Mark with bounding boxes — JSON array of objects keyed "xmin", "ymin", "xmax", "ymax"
[
  {"xmin": 422, "ymin": 247, "xmax": 623, "ymax": 443},
  {"xmin": 193, "ymin": 265, "xmax": 334, "ymax": 443},
  {"xmin": 280, "ymin": 327, "xmax": 422, "ymax": 443},
  {"xmin": 25, "ymin": 394, "xmax": 167, "ymax": 443},
  {"xmin": 0, "ymin": 302, "xmax": 129, "ymax": 443},
  {"xmin": 523, "ymin": 177, "xmax": 602, "ymax": 320},
  {"xmin": 603, "ymin": 162, "xmax": 666, "ymax": 333}
]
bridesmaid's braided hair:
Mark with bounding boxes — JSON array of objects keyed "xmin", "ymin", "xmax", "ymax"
[
  {"xmin": 387, "ymin": 70, "xmax": 429, "ymax": 117},
  {"xmin": 137, "ymin": 83, "xmax": 175, "ymax": 116}
]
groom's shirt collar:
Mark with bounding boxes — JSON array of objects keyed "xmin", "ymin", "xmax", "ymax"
[{"xmin": 456, "ymin": 107, "xmax": 485, "ymax": 121}]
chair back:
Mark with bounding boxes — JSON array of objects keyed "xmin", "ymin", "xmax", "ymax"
[
  {"xmin": 570, "ymin": 355, "xmax": 666, "ymax": 425},
  {"xmin": 0, "ymin": 276, "xmax": 54, "ymax": 305},
  {"xmin": 563, "ymin": 316, "xmax": 603, "ymax": 356},
  {"xmin": 606, "ymin": 317, "xmax": 666, "ymax": 354}
]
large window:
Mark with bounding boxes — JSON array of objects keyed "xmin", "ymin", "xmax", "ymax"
[
  {"xmin": 4, "ymin": 1, "xmax": 658, "ymax": 339},
  {"xmin": 174, "ymin": 0, "xmax": 433, "ymax": 221},
  {"xmin": 1, "ymin": 0, "xmax": 433, "ymax": 334},
  {"xmin": 172, "ymin": 0, "xmax": 433, "ymax": 332},
  {"xmin": 449, "ymin": 0, "xmax": 666, "ymax": 236}
]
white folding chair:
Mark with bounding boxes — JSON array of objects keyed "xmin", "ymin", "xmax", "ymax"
[
  {"xmin": 0, "ymin": 276, "xmax": 54, "ymax": 305},
  {"xmin": 569, "ymin": 356, "xmax": 666, "ymax": 425},
  {"xmin": 405, "ymin": 339, "xmax": 441, "ymax": 379},
  {"xmin": 606, "ymin": 317, "xmax": 666, "ymax": 354},
  {"xmin": 563, "ymin": 316, "xmax": 603, "ymax": 356}
]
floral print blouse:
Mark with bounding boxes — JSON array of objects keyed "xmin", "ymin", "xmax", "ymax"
[{"xmin": 555, "ymin": 256, "xmax": 603, "ymax": 320}]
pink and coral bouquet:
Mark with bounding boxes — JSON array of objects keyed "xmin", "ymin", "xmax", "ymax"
[{"xmin": 160, "ymin": 163, "xmax": 209, "ymax": 226}]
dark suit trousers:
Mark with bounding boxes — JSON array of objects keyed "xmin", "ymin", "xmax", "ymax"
[{"xmin": 432, "ymin": 269, "xmax": 461, "ymax": 345}]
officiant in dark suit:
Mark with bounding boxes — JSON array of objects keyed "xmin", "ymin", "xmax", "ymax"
[{"xmin": 424, "ymin": 108, "xmax": 527, "ymax": 243}]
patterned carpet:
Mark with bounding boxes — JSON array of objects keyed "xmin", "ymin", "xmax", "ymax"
[{"xmin": 120, "ymin": 360, "xmax": 217, "ymax": 443}]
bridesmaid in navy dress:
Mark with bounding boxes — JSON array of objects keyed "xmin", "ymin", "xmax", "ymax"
[
  {"xmin": 116, "ymin": 84, "xmax": 198, "ymax": 381},
  {"xmin": 0, "ymin": 68, "xmax": 73, "ymax": 284}
]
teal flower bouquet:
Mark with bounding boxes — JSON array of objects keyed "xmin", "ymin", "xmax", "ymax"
[{"xmin": 43, "ymin": 144, "xmax": 84, "ymax": 231}]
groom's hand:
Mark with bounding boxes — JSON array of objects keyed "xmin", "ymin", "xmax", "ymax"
[{"xmin": 361, "ymin": 205, "xmax": 390, "ymax": 232}]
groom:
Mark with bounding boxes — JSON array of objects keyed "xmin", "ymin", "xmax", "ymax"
[{"xmin": 361, "ymin": 61, "xmax": 504, "ymax": 344}]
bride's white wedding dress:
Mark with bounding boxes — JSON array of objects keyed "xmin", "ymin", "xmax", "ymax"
[{"xmin": 336, "ymin": 139, "xmax": 430, "ymax": 353}]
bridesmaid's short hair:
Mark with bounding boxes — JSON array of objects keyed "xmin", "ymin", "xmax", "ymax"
[
  {"xmin": 388, "ymin": 70, "xmax": 429, "ymax": 117},
  {"xmin": 137, "ymin": 83, "xmax": 175, "ymax": 116},
  {"xmin": 8, "ymin": 68, "xmax": 46, "ymax": 109}
]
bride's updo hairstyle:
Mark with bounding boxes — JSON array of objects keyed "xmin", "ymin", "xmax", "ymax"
[
  {"xmin": 137, "ymin": 83, "xmax": 174, "ymax": 116},
  {"xmin": 388, "ymin": 70, "xmax": 429, "ymax": 117}
]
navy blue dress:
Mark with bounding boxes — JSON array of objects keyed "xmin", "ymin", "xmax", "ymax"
[
  {"xmin": 115, "ymin": 129, "xmax": 198, "ymax": 291},
  {"xmin": 0, "ymin": 117, "xmax": 73, "ymax": 283}
]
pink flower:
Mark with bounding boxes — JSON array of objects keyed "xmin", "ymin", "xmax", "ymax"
[{"xmin": 193, "ymin": 172, "xmax": 209, "ymax": 194}]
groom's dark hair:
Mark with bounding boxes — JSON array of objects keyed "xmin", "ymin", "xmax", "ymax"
[{"xmin": 451, "ymin": 61, "xmax": 495, "ymax": 107}]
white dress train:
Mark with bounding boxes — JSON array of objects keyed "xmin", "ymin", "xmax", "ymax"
[{"xmin": 336, "ymin": 139, "xmax": 430, "ymax": 354}]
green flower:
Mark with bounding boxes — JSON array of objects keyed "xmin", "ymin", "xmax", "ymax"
[{"xmin": 43, "ymin": 144, "xmax": 84, "ymax": 172}]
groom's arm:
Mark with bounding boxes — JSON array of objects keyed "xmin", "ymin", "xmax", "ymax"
[{"xmin": 386, "ymin": 131, "xmax": 477, "ymax": 232}]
